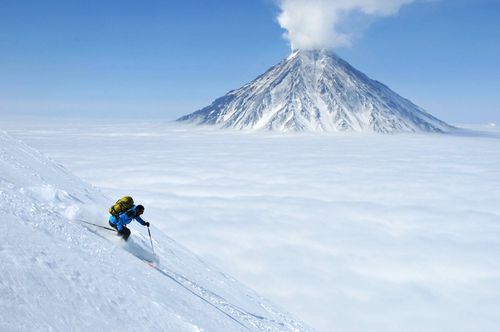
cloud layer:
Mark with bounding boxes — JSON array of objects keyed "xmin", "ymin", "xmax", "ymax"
[{"xmin": 277, "ymin": 0, "xmax": 416, "ymax": 50}]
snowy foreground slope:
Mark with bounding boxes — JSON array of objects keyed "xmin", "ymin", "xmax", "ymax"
[
  {"xmin": 0, "ymin": 131, "xmax": 312, "ymax": 332},
  {"xmin": 178, "ymin": 49, "xmax": 453, "ymax": 133}
]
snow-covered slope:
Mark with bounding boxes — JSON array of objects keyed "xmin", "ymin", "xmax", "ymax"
[
  {"xmin": 0, "ymin": 131, "xmax": 312, "ymax": 332},
  {"xmin": 178, "ymin": 49, "xmax": 453, "ymax": 133}
]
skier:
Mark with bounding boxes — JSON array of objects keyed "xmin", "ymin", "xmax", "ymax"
[{"xmin": 109, "ymin": 204, "xmax": 150, "ymax": 241}]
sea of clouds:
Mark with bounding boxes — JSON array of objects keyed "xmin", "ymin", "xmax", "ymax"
[{"xmin": 4, "ymin": 119, "xmax": 500, "ymax": 332}]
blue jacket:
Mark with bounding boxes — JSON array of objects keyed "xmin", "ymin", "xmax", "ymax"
[{"xmin": 109, "ymin": 205, "xmax": 146, "ymax": 231}]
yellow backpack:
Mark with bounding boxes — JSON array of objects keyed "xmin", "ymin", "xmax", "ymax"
[{"xmin": 109, "ymin": 196, "xmax": 134, "ymax": 217}]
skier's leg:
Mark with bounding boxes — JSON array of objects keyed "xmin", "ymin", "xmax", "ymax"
[{"xmin": 119, "ymin": 227, "xmax": 131, "ymax": 241}]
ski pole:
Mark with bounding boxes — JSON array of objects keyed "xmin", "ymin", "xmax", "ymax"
[
  {"xmin": 147, "ymin": 226, "xmax": 155, "ymax": 256},
  {"xmin": 77, "ymin": 219, "xmax": 116, "ymax": 232}
]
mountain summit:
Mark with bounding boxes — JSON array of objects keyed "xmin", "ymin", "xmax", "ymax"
[{"xmin": 178, "ymin": 49, "xmax": 453, "ymax": 133}]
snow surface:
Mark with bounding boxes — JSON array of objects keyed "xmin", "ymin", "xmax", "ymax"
[
  {"xmin": 3, "ymin": 119, "xmax": 500, "ymax": 332},
  {"xmin": 0, "ymin": 130, "xmax": 313, "ymax": 331},
  {"xmin": 178, "ymin": 49, "xmax": 453, "ymax": 133}
]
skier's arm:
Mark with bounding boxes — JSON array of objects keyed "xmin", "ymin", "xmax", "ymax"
[{"xmin": 135, "ymin": 216, "xmax": 149, "ymax": 227}]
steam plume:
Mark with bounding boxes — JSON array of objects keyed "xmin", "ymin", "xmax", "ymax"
[{"xmin": 277, "ymin": 0, "xmax": 416, "ymax": 50}]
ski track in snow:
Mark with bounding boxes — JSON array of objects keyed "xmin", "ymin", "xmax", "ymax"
[
  {"xmin": 86, "ymin": 223, "xmax": 293, "ymax": 332},
  {"xmin": 3, "ymin": 119, "xmax": 500, "ymax": 332}
]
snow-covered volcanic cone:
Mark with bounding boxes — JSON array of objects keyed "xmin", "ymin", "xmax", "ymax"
[{"xmin": 178, "ymin": 49, "xmax": 453, "ymax": 133}]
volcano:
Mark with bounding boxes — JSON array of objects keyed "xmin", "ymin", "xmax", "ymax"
[{"xmin": 178, "ymin": 49, "xmax": 453, "ymax": 133}]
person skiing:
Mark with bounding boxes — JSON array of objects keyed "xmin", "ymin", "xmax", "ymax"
[{"xmin": 109, "ymin": 204, "xmax": 150, "ymax": 241}]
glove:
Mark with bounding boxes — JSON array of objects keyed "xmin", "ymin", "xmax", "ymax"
[{"xmin": 144, "ymin": 222, "xmax": 150, "ymax": 227}]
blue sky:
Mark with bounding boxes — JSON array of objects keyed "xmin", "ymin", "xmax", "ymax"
[{"xmin": 0, "ymin": 0, "xmax": 499, "ymax": 123}]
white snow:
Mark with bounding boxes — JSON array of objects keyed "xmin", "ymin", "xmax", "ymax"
[
  {"xmin": 3, "ymin": 118, "xmax": 500, "ymax": 332},
  {"xmin": 0, "ymin": 130, "xmax": 312, "ymax": 331},
  {"xmin": 178, "ymin": 49, "xmax": 453, "ymax": 133}
]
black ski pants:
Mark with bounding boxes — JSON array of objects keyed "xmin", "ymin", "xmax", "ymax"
[{"xmin": 109, "ymin": 222, "xmax": 130, "ymax": 241}]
